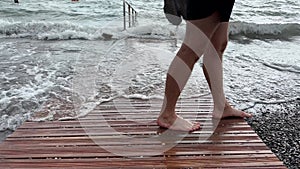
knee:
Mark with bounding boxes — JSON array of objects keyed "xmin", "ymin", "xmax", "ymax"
[
  {"xmin": 213, "ymin": 39, "xmax": 228, "ymax": 55},
  {"xmin": 220, "ymin": 40, "xmax": 228, "ymax": 54},
  {"xmin": 177, "ymin": 44, "xmax": 200, "ymax": 63}
]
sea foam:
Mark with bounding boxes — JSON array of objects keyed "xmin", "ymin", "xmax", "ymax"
[{"xmin": 1, "ymin": 19, "xmax": 299, "ymax": 41}]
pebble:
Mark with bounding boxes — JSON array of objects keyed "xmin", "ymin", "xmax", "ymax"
[{"xmin": 246, "ymin": 101, "xmax": 300, "ymax": 169}]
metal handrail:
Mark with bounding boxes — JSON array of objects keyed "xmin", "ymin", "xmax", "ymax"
[{"xmin": 123, "ymin": 0, "xmax": 138, "ymax": 30}]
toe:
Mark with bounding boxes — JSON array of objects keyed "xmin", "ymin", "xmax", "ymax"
[
  {"xmin": 243, "ymin": 112, "xmax": 253, "ymax": 118},
  {"xmin": 191, "ymin": 122, "xmax": 201, "ymax": 131}
]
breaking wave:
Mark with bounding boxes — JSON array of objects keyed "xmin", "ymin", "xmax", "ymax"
[{"xmin": 0, "ymin": 19, "xmax": 299, "ymax": 41}]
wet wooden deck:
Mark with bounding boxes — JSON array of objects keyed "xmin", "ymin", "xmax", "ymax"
[{"xmin": 0, "ymin": 97, "xmax": 286, "ymax": 168}]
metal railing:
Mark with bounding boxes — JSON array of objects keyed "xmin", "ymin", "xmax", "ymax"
[{"xmin": 123, "ymin": 0, "xmax": 138, "ymax": 30}]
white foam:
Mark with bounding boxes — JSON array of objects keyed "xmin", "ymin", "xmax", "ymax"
[
  {"xmin": 58, "ymin": 96, "xmax": 119, "ymax": 121},
  {"xmin": 0, "ymin": 113, "xmax": 31, "ymax": 131},
  {"xmin": 263, "ymin": 62, "xmax": 300, "ymax": 74},
  {"xmin": 229, "ymin": 22, "xmax": 300, "ymax": 39},
  {"xmin": 1, "ymin": 18, "xmax": 299, "ymax": 41},
  {"xmin": 122, "ymin": 94, "xmax": 163, "ymax": 100}
]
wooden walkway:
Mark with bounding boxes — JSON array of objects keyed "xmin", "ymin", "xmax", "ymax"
[{"xmin": 0, "ymin": 96, "xmax": 286, "ymax": 168}]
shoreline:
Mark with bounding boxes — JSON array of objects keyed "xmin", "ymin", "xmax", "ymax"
[{"xmin": 0, "ymin": 38, "xmax": 299, "ymax": 168}]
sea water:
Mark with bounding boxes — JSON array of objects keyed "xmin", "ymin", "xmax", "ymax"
[{"xmin": 0, "ymin": 0, "xmax": 299, "ymax": 142}]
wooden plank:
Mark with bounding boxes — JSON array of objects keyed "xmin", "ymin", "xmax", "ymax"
[
  {"xmin": 20, "ymin": 121, "xmax": 250, "ymax": 129},
  {"xmin": 96, "ymin": 97, "xmax": 212, "ymax": 104},
  {"xmin": 0, "ymin": 148, "xmax": 275, "ymax": 159},
  {"xmin": 12, "ymin": 127, "xmax": 256, "ymax": 135},
  {"xmin": 9, "ymin": 129, "xmax": 259, "ymax": 137},
  {"xmin": 0, "ymin": 141, "xmax": 271, "ymax": 150},
  {"xmin": 0, "ymin": 158, "xmax": 285, "ymax": 168},
  {"xmin": 23, "ymin": 118, "xmax": 247, "ymax": 125},
  {"xmin": 85, "ymin": 112, "xmax": 213, "ymax": 116},
  {"xmin": 3, "ymin": 137, "xmax": 265, "ymax": 145},
  {"xmin": 97, "ymin": 105, "xmax": 214, "ymax": 109},
  {"xmin": 0, "ymin": 140, "xmax": 268, "ymax": 148},
  {"xmin": 0, "ymin": 154, "xmax": 277, "ymax": 161},
  {"xmin": 96, "ymin": 108, "xmax": 213, "ymax": 111},
  {"xmin": 19, "ymin": 122, "xmax": 251, "ymax": 129},
  {"xmin": 0, "ymin": 97, "xmax": 286, "ymax": 168},
  {"xmin": 0, "ymin": 160, "xmax": 285, "ymax": 169}
]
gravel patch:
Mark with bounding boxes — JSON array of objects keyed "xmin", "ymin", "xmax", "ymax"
[{"xmin": 246, "ymin": 101, "xmax": 300, "ymax": 169}]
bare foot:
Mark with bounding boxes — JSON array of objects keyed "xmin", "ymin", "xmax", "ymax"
[
  {"xmin": 157, "ymin": 113, "xmax": 200, "ymax": 132},
  {"xmin": 213, "ymin": 104, "xmax": 253, "ymax": 119}
]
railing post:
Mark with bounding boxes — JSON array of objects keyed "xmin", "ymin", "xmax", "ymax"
[
  {"xmin": 123, "ymin": 1, "xmax": 137, "ymax": 30},
  {"xmin": 123, "ymin": 0, "xmax": 126, "ymax": 30},
  {"xmin": 132, "ymin": 9, "xmax": 135, "ymax": 26},
  {"xmin": 128, "ymin": 5, "xmax": 131, "ymax": 28}
]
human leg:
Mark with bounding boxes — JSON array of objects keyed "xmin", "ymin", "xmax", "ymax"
[
  {"xmin": 157, "ymin": 44, "xmax": 201, "ymax": 131},
  {"xmin": 157, "ymin": 13, "xmax": 221, "ymax": 131},
  {"xmin": 203, "ymin": 23, "xmax": 252, "ymax": 118}
]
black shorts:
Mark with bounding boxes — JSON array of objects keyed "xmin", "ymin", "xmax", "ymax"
[{"xmin": 175, "ymin": 0, "xmax": 235, "ymax": 22}]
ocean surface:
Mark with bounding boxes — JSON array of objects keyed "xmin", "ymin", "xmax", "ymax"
[{"xmin": 0, "ymin": 0, "xmax": 299, "ymax": 148}]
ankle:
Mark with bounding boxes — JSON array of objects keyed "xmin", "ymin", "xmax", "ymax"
[
  {"xmin": 225, "ymin": 101, "xmax": 232, "ymax": 109},
  {"xmin": 159, "ymin": 111, "xmax": 176, "ymax": 119}
]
